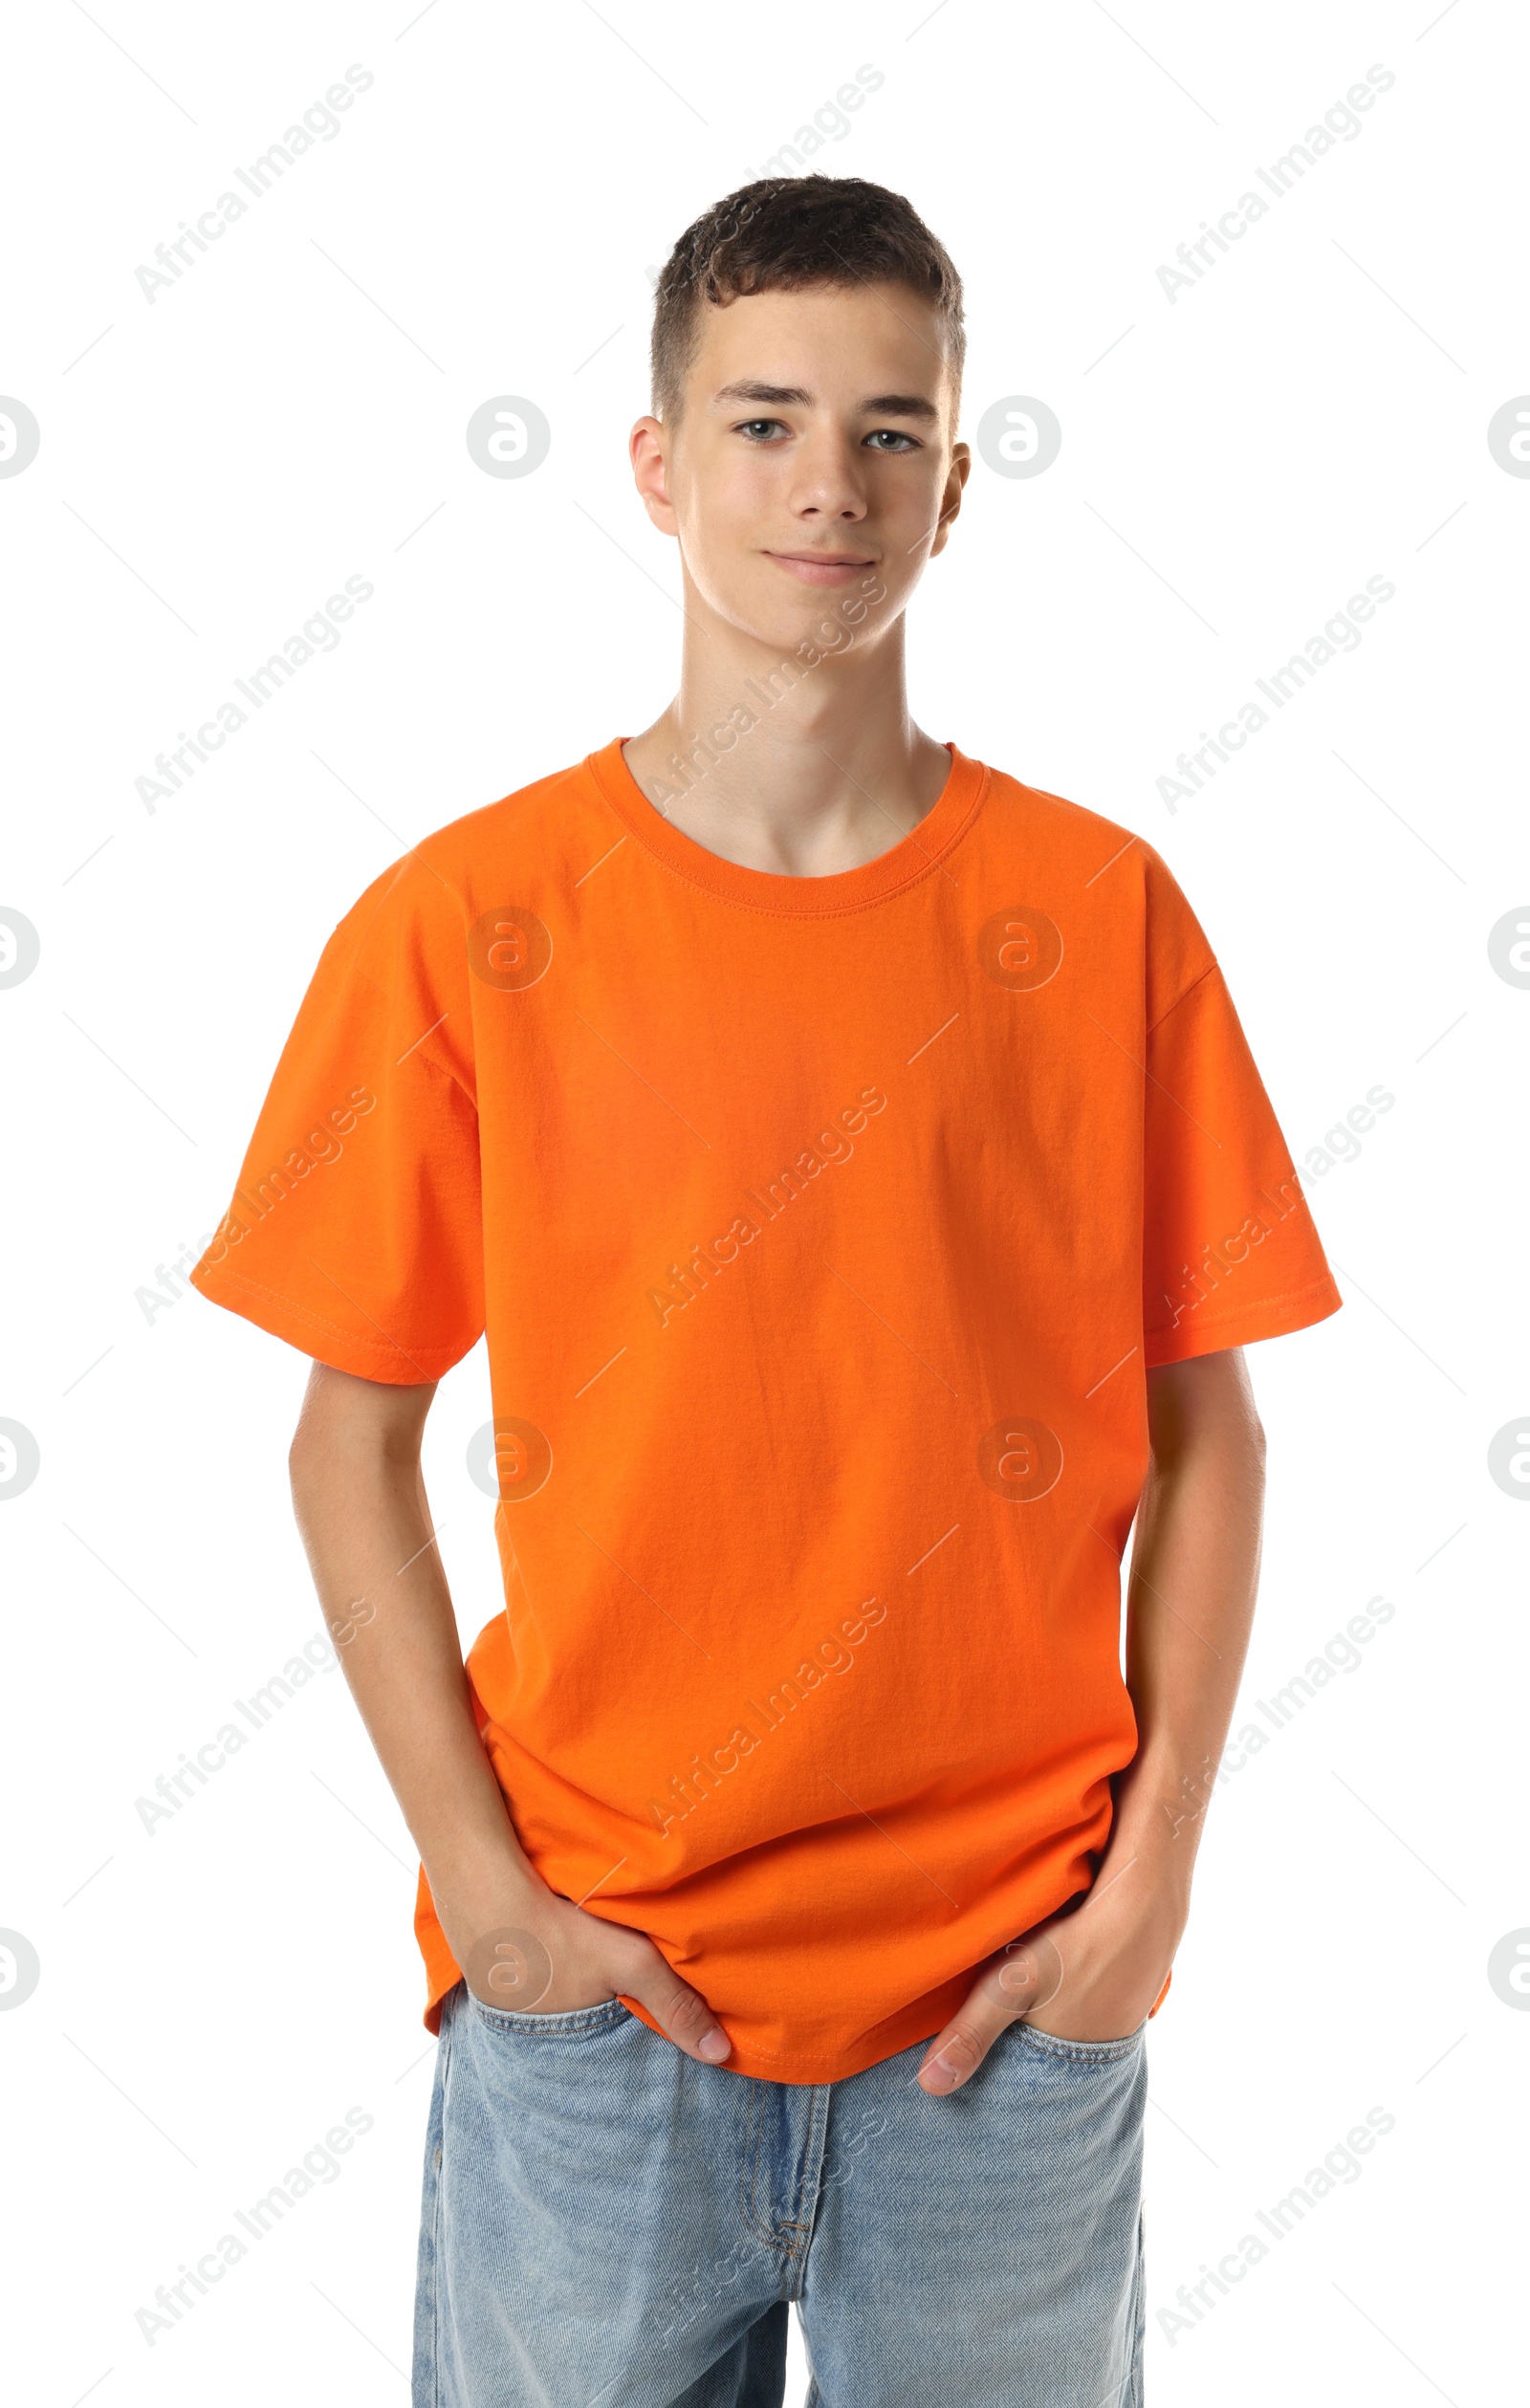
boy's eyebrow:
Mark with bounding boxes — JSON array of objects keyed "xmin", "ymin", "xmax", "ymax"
[{"xmin": 711, "ymin": 379, "xmax": 940, "ymax": 423}]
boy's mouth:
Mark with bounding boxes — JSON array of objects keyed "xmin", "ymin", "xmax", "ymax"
[{"xmin": 763, "ymin": 550, "xmax": 878, "ymax": 587}]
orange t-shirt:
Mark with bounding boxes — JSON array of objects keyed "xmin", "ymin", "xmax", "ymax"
[{"xmin": 191, "ymin": 739, "xmax": 1340, "ymax": 2082}]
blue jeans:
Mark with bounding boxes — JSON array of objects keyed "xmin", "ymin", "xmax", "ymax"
[{"xmin": 413, "ymin": 1981, "xmax": 1146, "ymax": 2407}]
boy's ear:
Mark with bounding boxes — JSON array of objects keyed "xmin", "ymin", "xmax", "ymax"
[
  {"xmin": 928, "ymin": 441, "xmax": 972, "ymax": 559},
  {"xmin": 630, "ymin": 416, "xmax": 678, "ymax": 536}
]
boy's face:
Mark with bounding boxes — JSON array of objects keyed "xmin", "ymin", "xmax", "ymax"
[{"xmin": 632, "ymin": 282, "xmax": 969, "ymax": 656}]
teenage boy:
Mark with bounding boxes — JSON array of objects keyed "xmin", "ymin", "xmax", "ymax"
[{"xmin": 192, "ymin": 176, "xmax": 1340, "ymax": 2406}]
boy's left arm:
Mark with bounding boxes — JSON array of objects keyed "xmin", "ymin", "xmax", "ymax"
[{"xmin": 918, "ymin": 1346, "xmax": 1267, "ymax": 2095}]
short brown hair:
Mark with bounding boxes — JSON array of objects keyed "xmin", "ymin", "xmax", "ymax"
[{"xmin": 650, "ymin": 175, "xmax": 965, "ymax": 425}]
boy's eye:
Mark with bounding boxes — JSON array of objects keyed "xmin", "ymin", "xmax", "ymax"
[{"xmin": 732, "ymin": 420, "xmax": 920, "ymax": 450}]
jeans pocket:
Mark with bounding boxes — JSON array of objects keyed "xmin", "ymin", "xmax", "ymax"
[
  {"xmin": 1015, "ymin": 2017, "xmax": 1148, "ymax": 2066},
  {"xmin": 465, "ymin": 1985, "xmax": 633, "ymax": 2040}
]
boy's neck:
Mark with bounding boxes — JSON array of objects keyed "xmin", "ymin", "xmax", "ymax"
[{"xmin": 623, "ymin": 598, "xmax": 951, "ymax": 879}]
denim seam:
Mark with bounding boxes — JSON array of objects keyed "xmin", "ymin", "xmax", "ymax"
[
  {"xmin": 1016, "ymin": 2022, "xmax": 1146, "ymax": 2066},
  {"xmin": 785, "ymin": 2085, "xmax": 832, "ymax": 2297},
  {"xmin": 1125, "ymin": 2204, "xmax": 1147, "ymax": 2406},
  {"xmin": 739, "ymin": 2079, "xmax": 779, "ymax": 2253},
  {"xmin": 430, "ymin": 1995, "xmax": 454, "ymax": 2408},
  {"xmin": 468, "ymin": 1995, "xmax": 628, "ymax": 2037}
]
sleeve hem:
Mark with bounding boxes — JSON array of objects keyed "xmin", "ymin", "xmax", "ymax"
[
  {"xmin": 1143, "ymin": 1272, "xmax": 1343, "ymax": 1368},
  {"xmin": 189, "ymin": 1262, "xmax": 476, "ymax": 1385}
]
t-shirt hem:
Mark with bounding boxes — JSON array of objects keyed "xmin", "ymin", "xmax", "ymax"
[
  {"xmin": 420, "ymin": 1899, "xmax": 1173, "ymax": 2070},
  {"xmin": 419, "ymin": 1964, "xmax": 957, "ymax": 2079},
  {"xmin": 615, "ymin": 1964, "xmax": 1173, "ymax": 2083},
  {"xmin": 1143, "ymin": 1271, "xmax": 1343, "ymax": 1368},
  {"xmin": 690, "ymin": 2007, "xmax": 952, "ymax": 2085},
  {"xmin": 189, "ymin": 1261, "xmax": 472, "ymax": 1384}
]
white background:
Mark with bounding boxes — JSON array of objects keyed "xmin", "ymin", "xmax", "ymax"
[{"xmin": 2, "ymin": 1, "xmax": 1525, "ymax": 2400}]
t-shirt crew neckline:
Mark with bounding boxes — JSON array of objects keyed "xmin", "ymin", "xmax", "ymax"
[{"xmin": 585, "ymin": 735, "xmax": 990, "ymax": 918}]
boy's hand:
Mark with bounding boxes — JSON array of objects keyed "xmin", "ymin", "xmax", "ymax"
[
  {"xmin": 444, "ymin": 1878, "xmax": 732, "ymax": 2066},
  {"xmin": 915, "ymin": 1868, "xmax": 1187, "ymax": 2097}
]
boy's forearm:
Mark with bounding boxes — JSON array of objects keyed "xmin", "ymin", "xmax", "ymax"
[
  {"xmin": 286, "ymin": 1374, "xmax": 732, "ymax": 2047},
  {"xmin": 288, "ymin": 1373, "xmax": 536, "ymax": 1936},
  {"xmin": 1102, "ymin": 1348, "xmax": 1267, "ymax": 1898},
  {"xmin": 925, "ymin": 1350, "xmax": 1271, "ymax": 2066}
]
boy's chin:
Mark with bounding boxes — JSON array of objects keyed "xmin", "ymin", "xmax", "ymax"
[{"xmin": 706, "ymin": 576, "xmax": 883, "ymax": 661}]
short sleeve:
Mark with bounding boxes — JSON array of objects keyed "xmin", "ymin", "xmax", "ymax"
[
  {"xmin": 1142, "ymin": 960, "xmax": 1342, "ymax": 1368},
  {"xmin": 190, "ymin": 853, "xmax": 483, "ymax": 1384}
]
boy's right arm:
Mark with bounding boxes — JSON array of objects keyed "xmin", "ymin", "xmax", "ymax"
[{"xmin": 287, "ymin": 1362, "xmax": 732, "ymax": 2063}]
